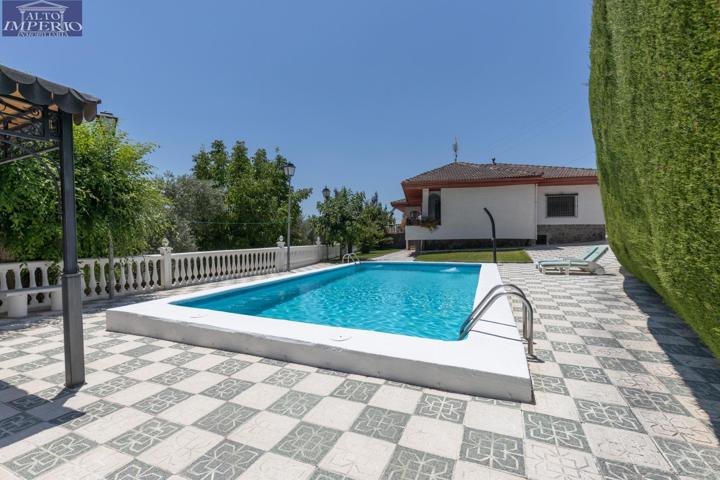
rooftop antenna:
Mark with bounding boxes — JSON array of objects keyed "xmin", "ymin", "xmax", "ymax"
[{"xmin": 452, "ymin": 138, "xmax": 459, "ymax": 162}]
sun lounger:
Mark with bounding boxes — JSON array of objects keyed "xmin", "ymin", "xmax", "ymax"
[{"xmin": 536, "ymin": 246, "xmax": 608, "ymax": 275}]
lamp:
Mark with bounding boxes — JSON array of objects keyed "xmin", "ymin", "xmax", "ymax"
[
  {"xmin": 97, "ymin": 111, "xmax": 118, "ymax": 131},
  {"xmin": 322, "ymin": 186, "xmax": 331, "ymax": 200},
  {"xmin": 283, "ymin": 162, "xmax": 296, "ymax": 178}
]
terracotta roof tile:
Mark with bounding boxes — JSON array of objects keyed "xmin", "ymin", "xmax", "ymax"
[{"xmin": 402, "ymin": 161, "xmax": 596, "ymax": 184}]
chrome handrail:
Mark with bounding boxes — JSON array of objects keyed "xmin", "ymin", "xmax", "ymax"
[
  {"xmin": 342, "ymin": 252, "xmax": 360, "ymax": 264},
  {"xmin": 459, "ymin": 284, "xmax": 535, "ymax": 357},
  {"xmin": 462, "ymin": 284, "xmax": 526, "ymax": 331}
]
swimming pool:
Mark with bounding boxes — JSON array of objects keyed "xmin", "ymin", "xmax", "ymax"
[
  {"xmin": 173, "ymin": 263, "xmax": 480, "ymax": 341},
  {"xmin": 107, "ymin": 262, "xmax": 532, "ymax": 401}
]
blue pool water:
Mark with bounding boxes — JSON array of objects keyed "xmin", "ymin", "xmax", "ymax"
[{"xmin": 174, "ymin": 262, "xmax": 481, "ymax": 341}]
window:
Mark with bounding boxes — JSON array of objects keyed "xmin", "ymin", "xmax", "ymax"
[
  {"xmin": 428, "ymin": 193, "xmax": 441, "ymax": 223},
  {"xmin": 546, "ymin": 194, "xmax": 577, "ymax": 217}
]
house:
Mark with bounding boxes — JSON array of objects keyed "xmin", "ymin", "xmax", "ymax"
[{"xmin": 391, "ymin": 160, "xmax": 606, "ymax": 250}]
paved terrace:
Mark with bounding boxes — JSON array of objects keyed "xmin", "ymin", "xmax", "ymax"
[{"xmin": 0, "ymin": 245, "xmax": 718, "ymax": 480}]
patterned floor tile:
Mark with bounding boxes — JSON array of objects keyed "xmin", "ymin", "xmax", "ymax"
[
  {"xmin": 523, "ymin": 411, "xmax": 590, "ymax": 451},
  {"xmin": 459, "ymin": 427, "xmax": 525, "ymax": 476},
  {"xmin": 84, "ymin": 376, "xmax": 140, "ymax": 397},
  {"xmin": 532, "ymin": 374, "xmax": 570, "ymax": 395},
  {"xmin": 207, "ymin": 358, "xmax": 251, "ymax": 376},
  {"xmin": 51, "ymin": 399, "xmax": 123, "ymax": 429},
  {"xmin": 575, "ymin": 399, "xmax": 645, "ymax": 432},
  {"xmin": 201, "ymin": 378, "xmax": 252, "ymax": 401},
  {"xmin": 268, "ymin": 391, "xmax": 322, "ymax": 419},
  {"xmin": 524, "ymin": 440, "xmax": 602, "ymax": 480},
  {"xmin": 106, "ymin": 358, "xmax": 153, "ymax": 375},
  {"xmin": 596, "ymin": 458, "xmax": 678, "ymax": 480},
  {"xmin": 106, "ymin": 459, "xmax": 171, "ymax": 480},
  {"xmin": 194, "ymin": 402, "xmax": 258, "ymax": 435},
  {"xmin": 350, "ymin": 406, "xmax": 409, "ymax": 443},
  {"xmin": 272, "ymin": 422, "xmax": 342, "ymax": 464},
  {"xmin": 182, "ymin": 439, "xmax": 262, "ymax": 479},
  {"xmin": 414, "ymin": 393, "xmax": 467, "ymax": 423},
  {"xmin": 654, "ymin": 436, "xmax": 720, "ymax": 479},
  {"xmin": 5, "ymin": 432, "xmax": 95, "ymax": 479},
  {"xmin": 108, "ymin": 418, "xmax": 182, "ymax": 455},
  {"xmin": 161, "ymin": 351, "xmax": 203, "ymax": 367},
  {"xmin": 264, "ymin": 368, "xmax": 309, "ymax": 388},
  {"xmin": 133, "ymin": 388, "xmax": 192, "ymax": 415},
  {"xmin": 0, "ymin": 413, "xmax": 42, "ymax": 439},
  {"xmin": 381, "ymin": 446, "xmax": 454, "ymax": 480},
  {"xmin": 618, "ymin": 387, "xmax": 690, "ymax": 416},
  {"xmin": 331, "ymin": 380, "xmax": 380, "ymax": 403},
  {"xmin": 559, "ymin": 364, "xmax": 611, "ymax": 384},
  {"xmin": 583, "ymin": 424, "xmax": 671, "ymax": 471},
  {"xmin": 148, "ymin": 367, "xmax": 198, "ymax": 386}
]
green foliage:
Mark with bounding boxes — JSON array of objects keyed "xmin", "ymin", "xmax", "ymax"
[
  {"xmin": 168, "ymin": 140, "xmax": 311, "ymax": 251},
  {"xmin": 590, "ymin": 1, "xmax": 720, "ymax": 354},
  {"xmin": 159, "ymin": 173, "xmax": 226, "ymax": 252},
  {"xmin": 0, "ymin": 122, "xmax": 167, "ymax": 261},
  {"xmin": 311, "ymin": 188, "xmax": 394, "ymax": 252}
]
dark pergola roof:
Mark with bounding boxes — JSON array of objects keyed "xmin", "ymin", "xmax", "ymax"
[
  {"xmin": 0, "ymin": 64, "xmax": 101, "ymax": 124},
  {"xmin": 0, "ymin": 64, "xmax": 101, "ymax": 166}
]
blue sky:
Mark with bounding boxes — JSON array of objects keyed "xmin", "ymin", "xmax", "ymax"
[{"xmin": 2, "ymin": 0, "xmax": 594, "ymax": 215}]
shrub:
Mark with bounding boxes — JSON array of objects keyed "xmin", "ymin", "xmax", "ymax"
[{"xmin": 589, "ymin": 1, "xmax": 720, "ymax": 354}]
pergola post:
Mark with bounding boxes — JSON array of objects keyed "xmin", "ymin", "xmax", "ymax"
[{"xmin": 59, "ymin": 111, "xmax": 85, "ymax": 387}]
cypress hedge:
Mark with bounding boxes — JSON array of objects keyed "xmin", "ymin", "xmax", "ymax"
[{"xmin": 589, "ymin": 1, "xmax": 720, "ymax": 354}]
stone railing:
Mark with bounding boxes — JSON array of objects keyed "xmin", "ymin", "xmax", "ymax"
[{"xmin": 0, "ymin": 242, "xmax": 342, "ymax": 317}]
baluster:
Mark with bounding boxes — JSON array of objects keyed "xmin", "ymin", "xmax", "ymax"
[
  {"xmin": 150, "ymin": 259, "xmax": 158, "ymax": 289},
  {"xmin": 135, "ymin": 259, "xmax": 143, "ymax": 291},
  {"xmin": 87, "ymin": 261, "xmax": 98, "ymax": 297},
  {"xmin": 176, "ymin": 258, "xmax": 184, "ymax": 286},
  {"xmin": 127, "ymin": 260, "xmax": 136, "ymax": 292},
  {"xmin": 118, "ymin": 260, "xmax": 126, "ymax": 294},
  {"xmin": 97, "ymin": 260, "xmax": 106, "ymax": 297}
]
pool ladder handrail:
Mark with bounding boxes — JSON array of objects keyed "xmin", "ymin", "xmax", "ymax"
[
  {"xmin": 342, "ymin": 252, "xmax": 360, "ymax": 264},
  {"xmin": 459, "ymin": 283, "xmax": 535, "ymax": 357}
]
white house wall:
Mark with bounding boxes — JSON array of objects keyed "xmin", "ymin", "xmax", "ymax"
[
  {"xmin": 536, "ymin": 184, "xmax": 605, "ymax": 225},
  {"xmin": 406, "ymin": 183, "xmax": 605, "ymax": 241},
  {"xmin": 408, "ymin": 184, "xmax": 536, "ymax": 240}
]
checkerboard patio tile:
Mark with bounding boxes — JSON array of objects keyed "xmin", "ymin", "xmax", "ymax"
[{"xmin": 0, "ymin": 249, "xmax": 718, "ymax": 479}]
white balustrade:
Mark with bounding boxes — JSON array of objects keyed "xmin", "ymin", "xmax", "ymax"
[{"xmin": 0, "ymin": 243, "xmax": 340, "ymax": 316}]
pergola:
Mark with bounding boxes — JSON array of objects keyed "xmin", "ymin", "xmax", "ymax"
[{"xmin": 0, "ymin": 64, "xmax": 101, "ymax": 387}]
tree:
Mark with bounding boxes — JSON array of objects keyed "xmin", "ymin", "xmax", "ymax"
[
  {"xmin": 159, "ymin": 173, "xmax": 227, "ymax": 252},
  {"xmin": 172, "ymin": 140, "xmax": 312, "ymax": 250},
  {"xmin": 311, "ymin": 188, "xmax": 393, "ymax": 252},
  {"xmin": 0, "ymin": 121, "xmax": 167, "ymax": 261}
]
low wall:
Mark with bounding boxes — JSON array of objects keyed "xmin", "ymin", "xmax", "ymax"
[
  {"xmin": 536, "ymin": 224, "xmax": 606, "ymax": 245},
  {"xmin": 0, "ymin": 243, "xmax": 342, "ymax": 317}
]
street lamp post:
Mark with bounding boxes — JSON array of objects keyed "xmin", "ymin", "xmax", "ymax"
[
  {"xmin": 322, "ymin": 186, "xmax": 331, "ymax": 259},
  {"xmin": 97, "ymin": 111, "xmax": 119, "ymax": 298},
  {"xmin": 284, "ymin": 162, "xmax": 296, "ymax": 271}
]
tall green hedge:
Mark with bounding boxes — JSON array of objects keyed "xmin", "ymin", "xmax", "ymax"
[{"xmin": 589, "ymin": 1, "xmax": 720, "ymax": 354}]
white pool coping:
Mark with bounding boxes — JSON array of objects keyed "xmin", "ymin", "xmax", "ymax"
[{"xmin": 106, "ymin": 262, "xmax": 532, "ymax": 402}]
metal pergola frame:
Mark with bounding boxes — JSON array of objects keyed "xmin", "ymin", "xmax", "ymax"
[{"xmin": 0, "ymin": 64, "xmax": 102, "ymax": 387}]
